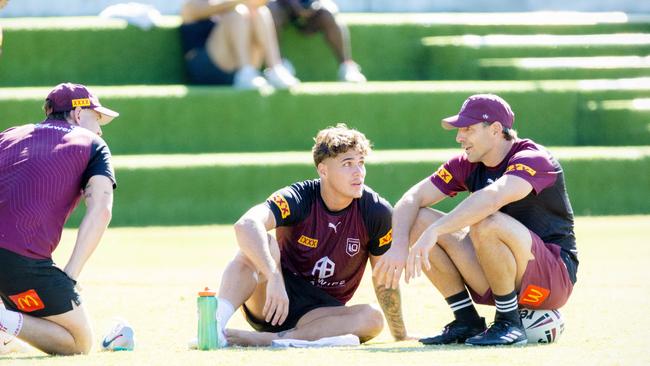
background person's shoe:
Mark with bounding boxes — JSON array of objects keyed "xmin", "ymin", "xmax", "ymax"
[
  {"xmin": 465, "ymin": 320, "xmax": 527, "ymax": 346},
  {"xmin": 264, "ymin": 65, "xmax": 300, "ymax": 89},
  {"xmin": 419, "ymin": 318, "xmax": 486, "ymax": 345},
  {"xmin": 234, "ymin": 65, "xmax": 271, "ymax": 90},
  {"xmin": 338, "ymin": 61, "xmax": 367, "ymax": 83}
]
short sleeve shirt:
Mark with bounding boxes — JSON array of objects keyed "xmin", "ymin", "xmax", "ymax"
[
  {"xmin": 265, "ymin": 179, "xmax": 393, "ymax": 303},
  {"xmin": 0, "ymin": 120, "xmax": 115, "ymax": 259},
  {"xmin": 430, "ymin": 139, "xmax": 578, "ymax": 283}
]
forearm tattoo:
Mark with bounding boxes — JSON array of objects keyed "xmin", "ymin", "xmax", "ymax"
[{"xmin": 373, "ymin": 283, "xmax": 407, "ymax": 340}]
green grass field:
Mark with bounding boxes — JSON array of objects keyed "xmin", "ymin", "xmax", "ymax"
[{"xmin": 2, "ymin": 216, "xmax": 649, "ymax": 365}]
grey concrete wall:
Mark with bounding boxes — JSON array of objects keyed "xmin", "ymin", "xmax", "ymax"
[{"xmin": 0, "ymin": 0, "xmax": 648, "ymax": 17}]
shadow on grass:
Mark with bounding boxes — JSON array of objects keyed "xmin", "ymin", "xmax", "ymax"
[{"xmin": 0, "ymin": 355, "xmax": 51, "ymax": 360}]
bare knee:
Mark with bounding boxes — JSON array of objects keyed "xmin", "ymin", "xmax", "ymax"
[
  {"xmin": 230, "ymin": 251, "xmax": 257, "ymax": 273},
  {"xmin": 409, "ymin": 208, "xmax": 443, "ymax": 244},
  {"xmin": 469, "ymin": 214, "xmax": 501, "ymax": 249},
  {"xmin": 356, "ymin": 304, "xmax": 384, "ymax": 342}
]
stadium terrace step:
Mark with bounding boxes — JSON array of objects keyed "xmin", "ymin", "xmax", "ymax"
[
  {"xmin": 422, "ymin": 34, "xmax": 650, "ymax": 80},
  {"xmin": 2, "ymin": 79, "xmax": 650, "ymax": 154},
  {"xmin": 63, "ymin": 146, "xmax": 650, "ymax": 226},
  {"xmin": 578, "ymin": 98, "xmax": 650, "ymax": 145},
  {"xmin": 2, "ymin": 13, "xmax": 650, "ymax": 84},
  {"xmin": 477, "ymin": 55, "xmax": 650, "ymax": 80}
]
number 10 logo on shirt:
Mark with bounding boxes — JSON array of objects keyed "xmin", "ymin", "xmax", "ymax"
[{"xmin": 346, "ymin": 238, "xmax": 360, "ymax": 257}]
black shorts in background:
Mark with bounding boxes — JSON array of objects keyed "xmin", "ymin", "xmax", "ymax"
[
  {"xmin": 242, "ymin": 269, "xmax": 343, "ymax": 333},
  {"xmin": 0, "ymin": 248, "xmax": 81, "ymax": 317}
]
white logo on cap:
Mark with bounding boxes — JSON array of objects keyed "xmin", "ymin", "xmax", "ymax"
[{"xmin": 482, "ymin": 114, "xmax": 489, "ymax": 120}]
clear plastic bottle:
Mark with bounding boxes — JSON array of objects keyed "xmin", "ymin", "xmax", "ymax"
[{"xmin": 197, "ymin": 287, "xmax": 219, "ymax": 350}]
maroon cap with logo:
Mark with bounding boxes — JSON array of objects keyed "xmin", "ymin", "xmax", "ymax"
[
  {"xmin": 46, "ymin": 82, "xmax": 119, "ymax": 125},
  {"xmin": 441, "ymin": 94, "xmax": 514, "ymax": 130}
]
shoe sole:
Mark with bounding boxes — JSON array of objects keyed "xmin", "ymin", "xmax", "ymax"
[{"xmin": 465, "ymin": 339, "xmax": 528, "ymax": 346}]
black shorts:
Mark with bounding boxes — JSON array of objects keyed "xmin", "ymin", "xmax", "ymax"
[
  {"xmin": 184, "ymin": 47, "xmax": 235, "ymax": 85},
  {"xmin": 242, "ymin": 269, "xmax": 343, "ymax": 333},
  {"xmin": 0, "ymin": 248, "xmax": 81, "ymax": 317}
]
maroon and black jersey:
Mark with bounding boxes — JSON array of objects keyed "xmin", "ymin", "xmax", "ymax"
[
  {"xmin": 266, "ymin": 179, "xmax": 393, "ymax": 303},
  {"xmin": 430, "ymin": 139, "xmax": 578, "ymax": 283},
  {"xmin": 0, "ymin": 120, "xmax": 115, "ymax": 259}
]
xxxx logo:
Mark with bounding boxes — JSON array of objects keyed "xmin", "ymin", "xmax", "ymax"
[
  {"xmin": 506, "ymin": 163, "xmax": 537, "ymax": 176},
  {"xmin": 519, "ymin": 285, "xmax": 550, "ymax": 307},
  {"xmin": 270, "ymin": 194, "xmax": 291, "ymax": 219},
  {"xmin": 71, "ymin": 98, "xmax": 91, "ymax": 107},
  {"xmin": 378, "ymin": 229, "xmax": 392, "ymax": 247},
  {"xmin": 298, "ymin": 235, "xmax": 318, "ymax": 248},
  {"xmin": 435, "ymin": 166, "xmax": 453, "ymax": 184}
]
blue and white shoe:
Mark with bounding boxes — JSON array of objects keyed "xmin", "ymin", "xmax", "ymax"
[
  {"xmin": 101, "ymin": 319, "xmax": 135, "ymax": 351},
  {"xmin": 465, "ymin": 320, "xmax": 527, "ymax": 346}
]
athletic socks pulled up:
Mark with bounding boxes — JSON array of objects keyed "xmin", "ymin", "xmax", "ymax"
[
  {"xmin": 494, "ymin": 291, "xmax": 521, "ymax": 324},
  {"xmin": 446, "ymin": 290, "xmax": 481, "ymax": 323}
]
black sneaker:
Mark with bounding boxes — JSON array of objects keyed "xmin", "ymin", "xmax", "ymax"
[
  {"xmin": 419, "ymin": 318, "xmax": 487, "ymax": 345},
  {"xmin": 465, "ymin": 320, "xmax": 527, "ymax": 346}
]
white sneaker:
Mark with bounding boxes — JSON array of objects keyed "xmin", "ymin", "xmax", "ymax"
[
  {"xmin": 101, "ymin": 319, "xmax": 135, "ymax": 351},
  {"xmin": 271, "ymin": 334, "xmax": 360, "ymax": 348},
  {"xmin": 0, "ymin": 332, "xmax": 30, "ymax": 355},
  {"xmin": 264, "ymin": 64, "xmax": 300, "ymax": 89},
  {"xmin": 281, "ymin": 58, "xmax": 296, "ymax": 77},
  {"xmin": 338, "ymin": 61, "xmax": 367, "ymax": 83},
  {"xmin": 233, "ymin": 65, "xmax": 270, "ymax": 90}
]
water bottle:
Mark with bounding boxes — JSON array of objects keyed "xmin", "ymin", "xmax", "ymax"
[{"xmin": 197, "ymin": 287, "xmax": 219, "ymax": 350}]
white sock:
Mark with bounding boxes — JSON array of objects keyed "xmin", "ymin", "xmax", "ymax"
[
  {"xmin": 216, "ymin": 297, "xmax": 235, "ymax": 333},
  {"xmin": 0, "ymin": 307, "xmax": 24, "ymax": 337}
]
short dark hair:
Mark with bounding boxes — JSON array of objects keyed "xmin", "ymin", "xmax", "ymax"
[
  {"xmin": 482, "ymin": 122, "xmax": 517, "ymax": 141},
  {"xmin": 43, "ymin": 99, "xmax": 72, "ymax": 121}
]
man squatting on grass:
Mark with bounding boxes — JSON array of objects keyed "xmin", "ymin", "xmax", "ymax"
[
  {"xmin": 374, "ymin": 94, "xmax": 579, "ymax": 346},
  {"xmin": 215, "ymin": 124, "xmax": 410, "ymax": 346},
  {"xmin": 0, "ymin": 83, "xmax": 118, "ymax": 355}
]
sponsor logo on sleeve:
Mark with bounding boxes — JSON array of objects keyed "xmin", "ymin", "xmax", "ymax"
[
  {"xmin": 378, "ymin": 229, "xmax": 392, "ymax": 247},
  {"xmin": 71, "ymin": 98, "xmax": 91, "ymax": 107},
  {"xmin": 9, "ymin": 289, "xmax": 45, "ymax": 312},
  {"xmin": 270, "ymin": 194, "xmax": 291, "ymax": 219},
  {"xmin": 435, "ymin": 167, "xmax": 453, "ymax": 184},
  {"xmin": 519, "ymin": 285, "xmax": 550, "ymax": 307},
  {"xmin": 298, "ymin": 235, "xmax": 318, "ymax": 248},
  {"xmin": 506, "ymin": 163, "xmax": 537, "ymax": 176}
]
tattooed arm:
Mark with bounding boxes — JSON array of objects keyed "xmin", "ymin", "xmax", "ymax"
[
  {"xmin": 370, "ymin": 255, "xmax": 408, "ymax": 340},
  {"xmin": 63, "ymin": 175, "xmax": 114, "ymax": 280}
]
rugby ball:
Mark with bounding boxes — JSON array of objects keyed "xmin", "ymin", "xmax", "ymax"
[{"xmin": 519, "ymin": 309, "xmax": 565, "ymax": 344}]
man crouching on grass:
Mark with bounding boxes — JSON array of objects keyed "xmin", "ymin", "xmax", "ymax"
[{"xmin": 214, "ymin": 124, "xmax": 410, "ymax": 346}]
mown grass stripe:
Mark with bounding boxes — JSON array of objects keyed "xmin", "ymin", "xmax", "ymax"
[{"xmin": 112, "ymin": 146, "xmax": 650, "ymax": 170}]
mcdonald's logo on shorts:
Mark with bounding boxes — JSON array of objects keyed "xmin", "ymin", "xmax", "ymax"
[
  {"xmin": 9, "ymin": 289, "xmax": 45, "ymax": 312},
  {"xmin": 519, "ymin": 285, "xmax": 550, "ymax": 307}
]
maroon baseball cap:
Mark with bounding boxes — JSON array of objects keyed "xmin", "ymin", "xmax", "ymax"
[
  {"xmin": 441, "ymin": 94, "xmax": 514, "ymax": 130},
  {"xmin": 46, "ymin": 82, "xmax": 119, "ymax": 125}
]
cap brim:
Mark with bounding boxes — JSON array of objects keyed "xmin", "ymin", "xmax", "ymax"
[
  {"xmin": 440, "ymin": 114, "xmax": 482, "ymax": 130},
  {"xmin": 94, "ymin": 106, "xmax": 119, "ymax": 125},
  {"xmin": 441, "ymin": 115, "xmax": 459, "ymax": 130}
]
